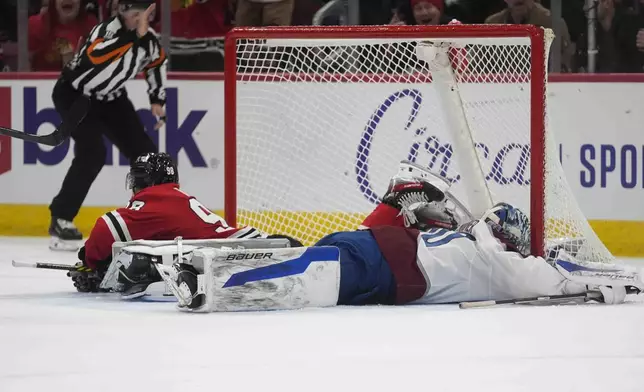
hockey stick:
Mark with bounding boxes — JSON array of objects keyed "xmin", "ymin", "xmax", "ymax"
[
  {"xmin": 12, "ymin": 260, "xmax": 75, "ymax": 271},
  {"xmin": 0, "ymin": 96, "xmax": 89, "ymax": 146},
  {"xmin": 458, "ymin": 291, "xmax": 604, "ymax": 309}
]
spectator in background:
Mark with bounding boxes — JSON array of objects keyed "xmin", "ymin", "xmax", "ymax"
[
  {"xmin": 446, "ymin": 0, "xmax": 506, "ymax": 23},
  {"xmin": 539, "ymin": 0, "xmax": 586, "ymax": 56},
  {"xmin": 158, "ymin": 0, "xmax": 231, "ymax": 39},
  {"xmin": 0, "ymin": 1, "xmax": 18, "ymax": 71},
  {"xmin": 95, "ymin": 0, "xmax": 120, "ymax": 20},
  {"xmin": 291, "ymin": 0, "xmax": 324, "ymax": 25},
  {"xmin": 155, "ymin": 0, "xmax": 233, "ymax": 71},
  {"xmin": 235, "ymin": 0, "xmax": 294, "ymax": 26},
  {"xmin": 28, "ymin": 0, "xmax": 97, "ymax": 71},
  {"xmin": 391, "ymin": 0, "xmax": 451, "ymax": 25},
  {"xmin": 1, "ymin": 0, "xmax": 46, "ymax": 71},
  {"xmin": 590, "ymin": 0, "xmax": 640, "ymax": 72},
  {"xmin": 485, "ymin": 0, "xmax": 575, "ymax": 72},
  {"xmin": 632, "ymin": 0, "xmax": 644, "ymax": 71},
  {"xmin": 96, "ymin": 0, "xmax": 158, "ymax": 21}
]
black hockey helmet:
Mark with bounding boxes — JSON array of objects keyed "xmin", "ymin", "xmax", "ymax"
[{"xmin": 126, "ymin": 152, "xmax": 178, "ymax": 192}]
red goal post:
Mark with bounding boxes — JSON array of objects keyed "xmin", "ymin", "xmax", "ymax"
[{"xmin": 223, "ymin": 24, "xmax": 611, "ymax": 262}]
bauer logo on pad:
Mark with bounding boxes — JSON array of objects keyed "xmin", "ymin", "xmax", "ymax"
[{"xmin": 225, "ymin": 252, "xmax": 274, "ymax": 261}]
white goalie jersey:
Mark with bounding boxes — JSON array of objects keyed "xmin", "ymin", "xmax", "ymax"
[{"xmin": 414, "ymin": 221, "xmax": 587, "ymax": 304}]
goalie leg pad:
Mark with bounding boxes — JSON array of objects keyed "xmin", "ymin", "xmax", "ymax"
[{"xmin": 198, "ymin": 246, "xmax": 341, "ymax": 312}]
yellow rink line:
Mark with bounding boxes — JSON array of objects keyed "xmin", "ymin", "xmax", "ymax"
[{"xmin": 0, "ymin": 204, "xmax": 642, "ymax": 257}]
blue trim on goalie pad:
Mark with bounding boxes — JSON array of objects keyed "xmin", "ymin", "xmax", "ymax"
[
  {"xmin": 557, "ymin": 260, "xmax": 620, "ymax": 273},
  {"xmin": 222, "ymin": 247, "xmax": 340, "ymax": 288}
]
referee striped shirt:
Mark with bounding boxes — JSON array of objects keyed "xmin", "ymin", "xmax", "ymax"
[{"xmin": 63, "ymin": 16, "xmax": 167, "ymax": 104}]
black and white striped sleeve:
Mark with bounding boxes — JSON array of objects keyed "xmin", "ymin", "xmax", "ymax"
[
  {"xmin": 144, "ymin": 36, "xmax": 167, "ymax": 106},
  {"xmin": 101, "ymin": 211, "xmax": 133, "ymax": 242},
  {"xmin": 84, "ymin": 23, "xmax": 138, "ymax": 61}
]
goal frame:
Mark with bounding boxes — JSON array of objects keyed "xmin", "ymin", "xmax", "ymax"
[{"xmin": 224, "ymin": 24, "xmax": 547, "ymax": 257}]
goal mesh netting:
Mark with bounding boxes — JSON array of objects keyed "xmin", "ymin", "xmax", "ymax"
[{"xmin": 225, "ymin": 25, "xmax": 614, "ymax": 262}]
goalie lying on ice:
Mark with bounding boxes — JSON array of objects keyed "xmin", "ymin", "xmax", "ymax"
[{"xmin": 155, "ymin": 202, "xmax": 643, "ymax": 312}]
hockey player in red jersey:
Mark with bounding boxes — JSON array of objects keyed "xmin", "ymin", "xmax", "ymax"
[{"xmin": 68, "ymin": 152, "xmax": 263, "ymax": 293}]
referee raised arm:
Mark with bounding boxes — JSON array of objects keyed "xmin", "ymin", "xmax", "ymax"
[{"xmin": 48, "ymin": 0, "xmax": 166, "ymax": 251}]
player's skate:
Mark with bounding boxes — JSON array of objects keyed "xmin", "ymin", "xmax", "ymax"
[{"xmin": 49, "ymin": 217, "xmax": 83, "ymax": 251}]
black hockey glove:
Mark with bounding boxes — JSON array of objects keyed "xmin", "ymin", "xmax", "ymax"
[
  {"xmin": 68, "ymin": 247, "xmax": 109, "ymax": 293},
  {"xmin": 67, "ymin": 262, "xmax": 104, "ymax": 293}
]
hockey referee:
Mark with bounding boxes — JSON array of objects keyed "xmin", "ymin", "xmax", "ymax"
[{"xmin": 49, "ymin": 0, "xmax": 166, "ymax": 250}]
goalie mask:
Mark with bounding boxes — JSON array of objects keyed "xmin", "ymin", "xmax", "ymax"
[
  {"xmin": 126, "ymin": 152, "xmax": 179, "ymax": 193},
  {"xmin": 482, "ymin": 203, "xmax": 531, "ymax": 257}
]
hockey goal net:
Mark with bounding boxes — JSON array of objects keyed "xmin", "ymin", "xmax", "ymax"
[{"xmin": 224, "ymin": 25, "xmax": 613, "ymax": 262}]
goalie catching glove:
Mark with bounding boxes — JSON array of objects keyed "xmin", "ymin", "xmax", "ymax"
[
  {"xmin": 553, "ymin": 251, "xmax": 642, "ymax": 304},
  {"xmin": 381, "ymin": 175, "xmax": 457, "ymax": 230}
]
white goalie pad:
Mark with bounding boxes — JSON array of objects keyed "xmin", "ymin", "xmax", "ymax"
[
  {"xmin": 101, "ymin": 237, "xmax": 292, "ymax": 292},
  {"xmin": 111, "ymin": 238, "xmax": 292, "ymax": 263},
  {"xmin": 191, "ymin": 246, "xmax": 341, "ymax": 312}
]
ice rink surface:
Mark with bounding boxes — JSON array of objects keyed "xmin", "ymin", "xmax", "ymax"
[{"xmin": 1, "ymin": 237, "xmax": 644, "ymax": 392}]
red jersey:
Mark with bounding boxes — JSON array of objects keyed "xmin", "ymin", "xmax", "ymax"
[
  {"xmin": 84, "ymin": 183, "xmax": 261, "ymax": 268},
  {"xmin": 154, "ymin": 0, "xmax": 232, "ymax": 39},
  {"xmin": 360, "ymin": 203, "xmax": 427, "ymax": 303},
  {"xmin": 359, "ymin": 203, "xmax": 405, "ymax": 229},
  {"xmin": 28, "ymin": 0, "xmax": 97, "ymax": 71}
]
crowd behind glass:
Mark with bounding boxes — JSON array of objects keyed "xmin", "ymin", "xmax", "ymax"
[{"xmin": 0, "ymin": 0, "xmax": 642, "ymax": 73}]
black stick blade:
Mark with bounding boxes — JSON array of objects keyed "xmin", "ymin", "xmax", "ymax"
[{"xmin": 0, "ymin": 96, "xmax": 89, "ymax": 146}]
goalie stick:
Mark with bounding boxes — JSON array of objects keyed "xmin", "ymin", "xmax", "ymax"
[
  {"xmin": 458, "ymin": 291, "xmax": 605, "ymax": 309},
  {"xmin": 0, "ymin": 96, "xmax": 89, "ymax": 146},
  {"xmin": 457, "ymin": 287, "xmax": 644, "ymax": 309},
  {"xmin": 12, "ymin": 260, "xmax": 75, "ymax": 271}
]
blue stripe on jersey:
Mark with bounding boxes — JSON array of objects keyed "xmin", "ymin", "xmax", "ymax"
[
  {"xmin": 222, "ymin": 247, "xmax": 340, "ymax": 288},
  {"xmin": 421, "ymin": 228, "xmax": 475, "ymax": 248}
]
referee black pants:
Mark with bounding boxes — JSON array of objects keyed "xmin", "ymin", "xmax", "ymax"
[{"xmin": 49, "ymin": 79, "xmax": 157, "ymax": 222}]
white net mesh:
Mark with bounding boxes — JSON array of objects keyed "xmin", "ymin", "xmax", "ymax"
[{"xmin": 228, "ymin": 26, "xmax": 614, "ymax": 262}]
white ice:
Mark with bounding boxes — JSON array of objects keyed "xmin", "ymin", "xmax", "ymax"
[{"xmin": 1, "ymin": 237, "xmax": 644, "ymax": 392}]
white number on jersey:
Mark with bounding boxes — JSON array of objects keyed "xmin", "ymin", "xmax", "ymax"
[
  {"xmin": 125, "ymin": 188, "xmax": 233, "ymax": 233},
  {"xmin": 128, "ymin": 201, "xmax": 145, "ymax": 211},
  {"xmin": 188, "ymin": 198, "xmax": 234, "ymax": 233}
]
